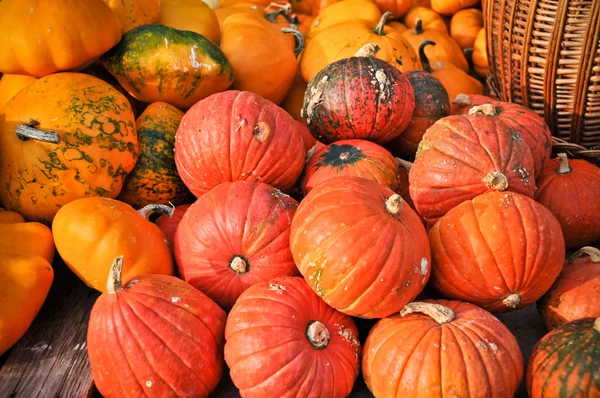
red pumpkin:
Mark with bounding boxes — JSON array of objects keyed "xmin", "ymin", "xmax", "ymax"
[
  {"xmin": 155, "ymin": 203, "xmax": 192, "ymax": 246},
  {"xmin": 453, "ymin": 96, "xmax": 552, "ymax": 178},
  {"xmin": 409, "ymin": 114, "xmax": 537, "ymax": 223},
  {"xmin": 175, "ymin": 90, "xmax": 306, "ymax": 197},
  {"xmin": 224, "ymin": 276, "xmax": 361, "ymax": 397},
  {"xmin": 174, "ymin": 181, "xmax": 299, "ymax": 310},
  {"xmin": 302, "ymin": 139, "xmax": 400, "ymax": 194},
  {"xmin": 87, "ymin": 257, "xmax": 226, "ymax": 397},
  {"xmin": 296, "ymin": 120, "xmax": 317, "ymax": 151},
  {"xmin": 535, "ymin": 153, "xmax": 600, "ymax": 249},
  {"xmin": 387, "ymin": 70, "xmax": 450, "ymax": 159},
  {"xmin": 363, "ymin": 300, "xmax": 524, "ymax": 397},
  {"xmin": 301, "ymin": 44, "xmax": 415, "ymax": 145},
  {"xmin": 290, "ymin": 176, "xmax": 431, "ymax": 318},
  {"xmin": 526, "ymin": 317, "xmax": 600, "ymax": 398},
  {"xmin": 538, "ymin": 246, "xmax": 600, "ymax": 331},
  {"xmin": 429, "ymin": 191, "xmax": 565, "ymax": 312}
]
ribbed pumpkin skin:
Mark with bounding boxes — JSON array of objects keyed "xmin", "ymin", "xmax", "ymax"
[
  {"xmin": 118, "ymin": 103, "xmax": 193, "ymax": 209},
  {"xmin": 224, "ymin": 276, "xmax": 361, "ymax": 398},
  {"xmin": 302, "ymin": 56, "xmax": 415, "ymax": 145},
  {"xmin": 174, "ymin": 91, "xmax": 306, "ymax": 197},
  {"xmin": 526, "ymin": 318, "xmax": 600, "ymax": 398},
  {"xmin": 409, "ymin": 114, "xmax": 537, "ymax": 224},
  {"xmin": 429, "ymin": 191, "xmax": 565, "ymax": 313},
  {"xmin": 155, "ymin": 203, "xmax": 192, "ymax": 246},
  {"xmin": 387, "ymin": 70, "xmax": 450, "ymax": 159},
  {"xmin": 0, "ymin": 74, "xmax": 37, "ymax": 112},
  {"xmin": 453, "ymin": 95, "xmax": 552, "ymax": 178},
  {"xmin": 88, "ymin": 274, "xmax": 226, "ymax": 398},
  {"xmin": 302, "ymin": 139, "xmax": 400, "ymax": 194},
  {"xmin": 290, "ymin": 176, "xmax": 431, "ymax": 319},
  {"xmin": 174, "ymin": 182, "xmax": 300, "ymax": 310},
  {"xmin": 535, "ymin": 157, "xmax": 600, "ymax": 249},
  {"xmin": 363, "ymin": 300, "xmax": 524, "ymax": 397},
  {"xmin": 538, "ymin": 254, "xmax": 600, "ymax": 331}
]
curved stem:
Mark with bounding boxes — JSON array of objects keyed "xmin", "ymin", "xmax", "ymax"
[
  {"xmin": 418, "ymin": 40, "xmax": 436, "ymax": 73},
  {"xmin": 137, "ymin": 204, "xmax": 175, "ymax": 220},
  {"xmin": 16, "ymin": 120, "xmax": 60, "ymax": 144},
  {"xmin": 281, "ymin": 27, "xmax": 304, "ymax": 57},
  {"xmin": 503, "ymin": 293, "xmax": 521, "ymax": 308},
  {"xmin": 385, "ymin": 194, "xmax": 403, "ymax": 215},
  {"xmin": 413, "ymin": 18, "xmax": 424, "ymax": 35},
  {"xmin": 306, "ymin": 320, "xmax": 330, "ymax": 349},
  {"xmin": 373, "ymin": 12, "xmax": 395, "ymax": 36},
  {"xmin": 396, "ymin": 157, "xmax": 413, "ymax": 171},
  {"xmin": 400, "ymin": 302, "xmax": 455, "ymax": 324},
  {"xmin": 354, "ymin": 43, "xmax": 381, "ymax": 58},
  {"xmin": 567, "ymin": 246, "xmax": 600, "ymax": 264},
  {"xmin": 555, "ymin": 153, "xmax": 572, "ymax": 174},
  {"xmin": 107, "ymin": 256, "xmax": 125, "ymax": 294}
]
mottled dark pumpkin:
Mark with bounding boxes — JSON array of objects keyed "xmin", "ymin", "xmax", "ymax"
[
  {"xmin": 387, "ymin": 70, "xmax": 450, "ymax": 160},
  {"xmin": 118, "ymin": 102, "xmax": 193, "ymax": 209},
  {"xmin": 301, "ymin": 45, "xmax": 415, "ymax": 144},
  {"xmin": 302, "ymin": 139, "xmax": 400, "ymax": 194}
]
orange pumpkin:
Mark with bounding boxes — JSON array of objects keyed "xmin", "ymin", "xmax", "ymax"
[
  {"xmin": 450, "ymin": 8, "xmax": 483, "ymax": 49},
  {"xmin": 472, "ymin": 27, "xmax": 489, "ymax": 77},
  {"xmin": 404, "ymin": 6, "xmax": 448, "ymax": 33},
  {"xmin": 52, "ymin": 198, "xmax": 175, "ymax": 292},
  {"xmin": 411, "ymin": 0, "xmax": 431, "ymax": 5},
  {"xmin": 290, "ymin": 0, "xmax": 338, "ymax": 16},
  {"xmin": 281, "ymin": 70, "xmax": 308, "ymax": 122},
  {"xmin": 388, "ymin": 21, "xmax": 409, "ymax": 33},
  {"xmin": 0, "ymin": 0, "xmax": 123, "ymax": 77},
  {"xmin": 220, "ymin": 0, "xmax": 278, "ymax": 6},
  {"xmin": 308, "ymin": 0, "xmax": 381, "ymax": 38},
  {"xmin": 431, "ymin": 0, "xmax": 479, "ymax": 15},
  {"xmin": 103, "ymin": 0, "xmax": 160, "ymax": 32},
  {"xmin": 215, "ymin": 3, "xmax": 266, "ymax": 26},
  {"xmin": 301, "ymin": 12, "xmax": 421, "ymax": 83},
  {"xmin": 0, "ymin": 74, "xmax": 37, "ymax": 113},
  {"xmin": 374, "ymin": 0, "xmax": 412, "ymax": 18},
  {"xmin": 158, "ymin": 0, "xmax": 222, "ymax": 44}
]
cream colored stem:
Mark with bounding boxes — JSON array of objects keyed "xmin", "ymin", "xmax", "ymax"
[
  {"xmin": 400, "ymin": 302, "xmax": 455, "ymax": 324},
  {"xmin": 137, "ymin": 204, "xmax": 175, "ymax": 220},
  {"xmin": 107, "ymin": 256, "xmax": 125, "ymax": 294}
]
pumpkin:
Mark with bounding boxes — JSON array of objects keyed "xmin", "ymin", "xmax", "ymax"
[
  {"xmin": 224, "ymin": 276, "xmax": 361, "ymax": 397},
  {"xmin": 302, "ymin": 44, "xmax": 415, "ymax": 144},
  {"xmin": 403, "ymin": 6, "xmax": 448, "ymax": 33},
  {"xmin": 300, "ymin": 12, "xmax": 421, "ymax": 83},
  {"xmin": 158, "ymin": 0, "xmax": 222, "ymax": 44},
  {"xmin": 174, "ymin": 90, "xmax": 306, "ymax": 197},
  {"xmin": 220, "ymin": 0, "xmax": 276, "ymax": 6},
  {"xmin": 403, "ymin": 18, "xmax": 469, "ymax": 72},
  {"xmin": 411, "ymin": 0, "xmax": 431, "ymax": 6},
  {"xmin": 0, "ymin": 74, "xmax": 37, "ymax": 113},
  {"xmin": 302, "ymin": 139, "xmax": 400, "ymax": 194},
  {"xmin": 374, "ymin": 0, "xmax": 411, "ymax": 18},
  {"xmin": 0, "ymin": 73, "xmax": 138, "ymax": 224},
  {"xmin": 0, "ymin": 209, "xmax": 54, "ymax": 356},
  {"xmin": 118, "ymin": 103, "xmax": 193, "ymax": 209},
  {"xmin": 215, "ymin": 2, "xmax": 266, "ymax": 26},
  {"xmin": 156, "ymin": 203, "xmax": 193, "ymax": 246},
  {"xmin": 87, "ymin": 257, "xmax": 227, "ymax": 398},
  {"xmin": 290, "ymin": 0, "xmax": 338, "ymax": 16},
  {"xmin": 449, "ymin": 8, "xmax": 483, "ymax": 49},
  {"xmin": 281, "ymin": 70, "xmax": 309, "ymax": 122},
  {"xmin": 387, "ymin": 69, "xmax": 450, "ymax": 159},
  {"xmin": 526, "ymin": 317, "xmax": 600, "ymax": 398},
  {"xmin": 0, "ymin": 0, "xmax": 123, "ymax": 77},
  {"xmin": 409, "ymin": 113, "xmax": 537, "ymax": 223},
  {"xmin": 429, "ymin": 191, "xmax": 565, "ymax": 312},
  {"xmin": 297, "ymin": 121, "xmax": 318, "ymax": 151},
  {"xmin": 290, "ymin": 176, "xmax": 431, "ymax": 318},
  {"xmin": 453, "ymin": 100, "xmax": 552, "ymax": 178},
  {"xmin": 472, "ymin": 27, "xmax": 489, "ymax": 77},
  {"xmin": 534, "ymin": 153, "xmax": 600, "ymax": 249},
  {"xmin": 220, "ymin": 13, "xmax": 302, "ymax": 105},
  {"xmin": 202, "ymin": 0, "xmax": 220, "ymax": 8},
  {"xmin": 174, "ymin": 181, "xmax": 300, "ymax": 310},
  {"xmin": 363, "ymin": 300, "xmax": 524, "ymax": 397},
  {"xmin": 308, "ymin": 0, "xmax": 382, "ymax": 38},
  {"xmin": 292, "ymin": 13, "xmax": 315, "ymax": 36},
  {"xmin": 102, "ymin": 24, "xmax": 234, "ymax": 109},
  {"xmin": 430, "ymin": 0, "xmax": 479, "ymax": 15},
  {"xmin": 388, "ymin": 21, "xmax": 409, "ymax": 33},
  {"xmin": 538, "ymin": 247, "xmax": 600, "ymax": 331},
  {"xmin": 52, "ymin": 198, "xmax": 175, "ymax": 292},
  {"xmin": 102, "ymin": 0, "xmax": 160, "ymax": 32}
]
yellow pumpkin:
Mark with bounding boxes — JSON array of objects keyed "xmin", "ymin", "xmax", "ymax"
[
  {"xmin": 0, "ymin": 208, "xmax": 54, "ymax": 356},
  {"xmin": 0, "ymin": 0, "xmax": 123, "ymax": 77},
  {"xmin": 102, "ymin": 0, "xmax": 161, "ymax": 32},
  {"xmin": 404, "ymin": 6, "xmax": 447, "ymax": 33},
  {"xmin": 472, "ymin": 27, "xmax": 489, "ymax": 77},
  {"xmin": 0, "ymin": 74, "xmax": 37, "ymax": 113},
  {"xmin": 450, "ymin": 8, "xmax": 483, "ymax": 49},
  {"xmin": 215, "ymin": 2, "xmax": 266, "ymax": 26},
  {"xmin": 430, "ymin": 0, "xmax": 479, "ymax": 15},
  {"xmin": 308, "ymin": 0, "xmax": 381, "ymax": 38},
  {"xmin": 158, "ymin": 0, "xmax": 222, "ymax": 44},
  {"xmin": 301, "ymin": 12, "xmax": 421, "ymax": 83}
]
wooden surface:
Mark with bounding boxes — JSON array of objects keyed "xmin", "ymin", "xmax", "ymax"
[{"xmin": 0, "ymin": 258, "xmax": 546, "ymax": 398}]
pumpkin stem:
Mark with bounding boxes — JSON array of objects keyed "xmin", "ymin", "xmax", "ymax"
[
  {"xmin": 281, "ymin": 27, "xmax": 305, "ymax": 57},
  {"xmin": 264, "ymin": 3, "xmax": 293, "ymax": 22},
  {"xmin": 396, "ymin": 157, "xmax": 413, "ymax": 171},
  {"xmin": 484, "ymin": 171, "xmax": 509, "ymax": 191},
  {"xmin": 452, "ymin": 94, "xmax": 472, "ymax": 107},
  {"xmin": 373, "ymin": 12, "xmax": 394, "ymax": 36},
  {"xmin": 306, "ymin": 320, "xmax": 330, "ymax": 349},
  {"xmin": 385, "ymin": 194, "xmax": 404, "ymax": 215},
  {"xmin": 468, "ymin": 103, "xmax": 499, "ymax": 117},
  {"xmin": 137, "ymin": 204, "xmax": 175, "ymax": 220},
  {"xmin": 567, "ymin": 246, "xmax": 600, "ymax": 264},
  {"xmin": 594, "ymin": 317, "xmax": 600, "ymax": 333},
  {"xmin": 414, "ymin": 18, "xmax": 424, "ymax": 35},
  {"xmin": 230, "ymin": 255, "xmax": 249, "ymax": 274},
  {"xmin": 502, "ymin": 293, "xmax": 521, "ymax": 308},
  {"xmin": 418, "ymin": 40, "xmax": 436, "ymax": 73},
  {"xmin": 16, "ymin": 120, "xmax": 60, "ymax": 144},
  {"xmin": 400, "ymin": 302, "xmax": 455, "ymax": 324},
  {"xmin": 354, "ymin": 43, "xmax": 381, "ymax": 58},
  {"xmin": 107, "ymin": 256, "xmax": 125, "ymax": 294},
  {"xmin": 556, "ymin": 153, "xmax": 572, "ymax": 174}
]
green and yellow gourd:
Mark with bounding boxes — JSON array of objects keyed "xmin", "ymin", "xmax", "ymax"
[
  {"xmin": 102, "ymin": 24, "xmax": 234, "ymax": 109},
  {"xmin": 118, "ymin": 102, "xmax": 193, "ymax": 208}
]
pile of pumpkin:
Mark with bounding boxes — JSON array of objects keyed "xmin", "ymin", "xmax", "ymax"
[{"xmin": 1, "ymin": 0, "xmax": 599, "ymax": 397}]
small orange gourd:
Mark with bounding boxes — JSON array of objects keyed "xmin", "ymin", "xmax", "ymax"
[
  {"xmin": 472, "ymin": 27, "xmax": 489, "ymax": 77},
  {"xmin": 449, "ymin": 8, "xmax": 483, "ymax": 49},
  {"xmin": 308, "ymin": 0, "xmax": 381, "ymax": 38},
  {"xmin": 430, "ymin": 0, "xmax": 479, "ymax": 15},
  {"xmin": 158, "ymin": 0, "xmax": 222, "ymax": 44},
  {"xmin": 404, "ymin": 6, "xmax": 448, "ymax": 33}
]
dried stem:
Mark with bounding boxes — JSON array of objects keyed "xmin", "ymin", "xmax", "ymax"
[{"xmin": 400, "ymin": 302, "xmax": 455, "ymax": 324}]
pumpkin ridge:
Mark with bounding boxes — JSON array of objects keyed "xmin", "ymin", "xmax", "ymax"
[
  {"xmin": 395, "ymin": 327, "xmax": 440, "ymax": 395},
  {"xmin": 465, "ymin": 115, "xmax": 510, "ymax": 182},
  {"xmin": 343, "ymin": 60, "xmax": 360, "ymax": 140},
  {"xmin": 242, "ymin": 345, "xmax": 310, "ymax": 393},
  {"xmin": 508, "ymin": 195, "xmax": 533, "ymax": 292},
  {"xmin": 367, "ymin": 57, "xmax": 384, "ymax": 139},
  {"xmin": 451, "ymin": 322, "xmax": 497, "ymax": 392}
]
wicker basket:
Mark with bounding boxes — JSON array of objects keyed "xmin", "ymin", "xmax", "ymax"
[{"xmin": 484, "ymin": 0, "xmax": 600, "ymax": 163}]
